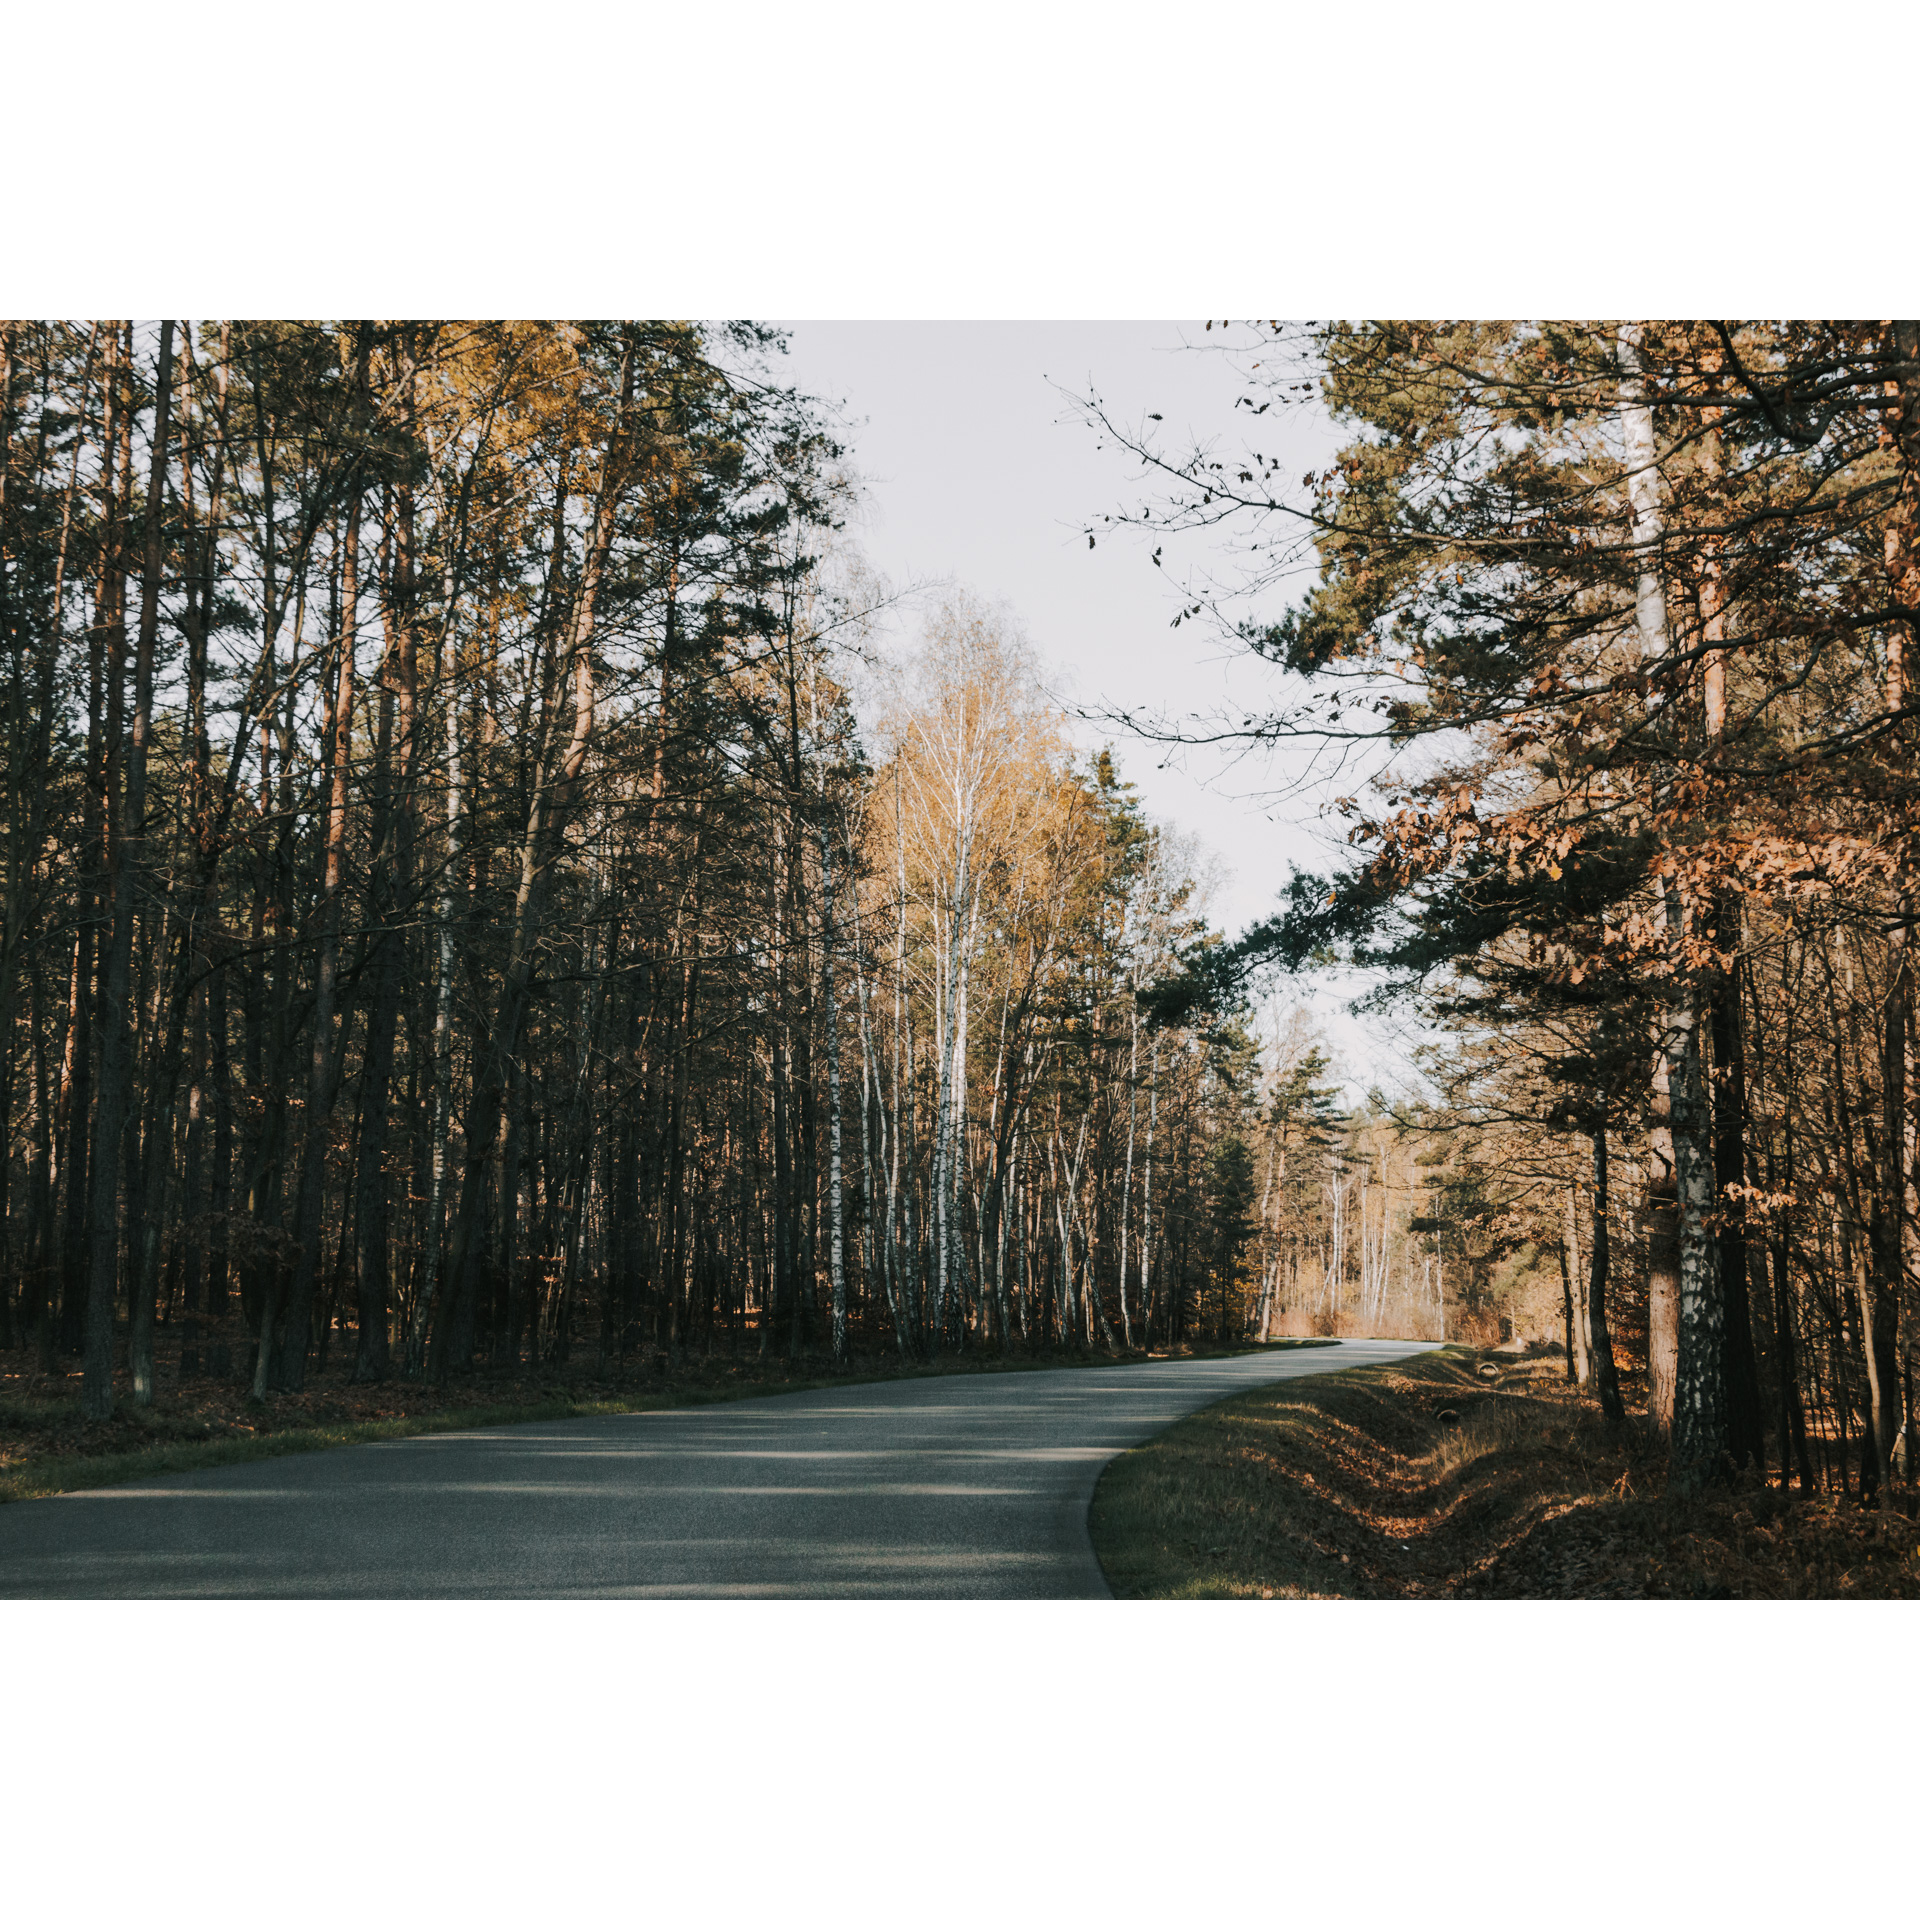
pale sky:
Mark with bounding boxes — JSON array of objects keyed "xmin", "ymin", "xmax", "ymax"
[{"xmin": 772, "ymin": 321, "xmax": 1431, "ymax": 1100}]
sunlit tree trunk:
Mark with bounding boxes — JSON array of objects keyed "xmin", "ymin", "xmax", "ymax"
[
  {"xmin": 1869, "ymin": 317, "xmax": 1920, "ymax": 1490},
  {"xmin": 1564, "ymin": 1157, "xmax": 1589, "ymax": 1385},
  {"xmin": 821, "ymin": 810, "xmax": 848, "ymax": 1364},
  {"xmin": 1139, "ymin": 1032, "xmax": 1160, "ymax": 1338},
  {"xmin": 1618, "ymin": 322, "xmax": 1725, "ymax": 1485}
]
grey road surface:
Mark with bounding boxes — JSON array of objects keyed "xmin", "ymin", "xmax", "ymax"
[{"xmin": 0, "ymin": 1339, "xmax": 1437, "ymax": 1598}]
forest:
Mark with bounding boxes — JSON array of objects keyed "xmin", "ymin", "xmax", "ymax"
[
  {"xmin": 0, "ymin": 320, "xmax": 1456, "ymax": 1450},
  {"xmin": 3, "ymin": 318, "xmax": 1914, "ymax": 1515},
  {"xmin": 1099, "ymin": 319, "xmax": 1920, "ymax": 1504}
]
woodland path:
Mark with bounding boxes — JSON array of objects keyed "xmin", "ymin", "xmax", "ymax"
[{"xmin": 0, "ymin": 1339, "xmax": 1437, "ymax": 1598}]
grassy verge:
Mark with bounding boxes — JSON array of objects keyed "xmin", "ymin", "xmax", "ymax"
[
  {"xmin": 1091, "ymin": 1345, "xmax": 1920, "ymax": 1599},
  {"xmin": 0, "ymin": 1335, "xmax": 1334, "ymax": 1504}
]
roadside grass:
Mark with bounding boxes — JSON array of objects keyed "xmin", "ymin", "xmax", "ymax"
[
  {"xmin": 1090, "ymin": 1346, "xmax": 1920, "ymax": 1599},
  {"xmin": 0, "ymin": 1335, "xmax": 1335, "ymax": 1504}
]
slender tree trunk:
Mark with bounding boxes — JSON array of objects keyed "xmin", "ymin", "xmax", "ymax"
[
  {"xmin": 1693, "ymin": 401, "xmax": 1767, "ymax": 1472},
  {"xmin": 1871, "ymin": 317, "xmax": 1920, "ymax": 1491},
  {"xmin": 82, "ymin": 322, "xmax": 173, "ymax": 1421},
  {"xmin": 1708, "ymin": 918, "xmax": 1765, "ymax": 1471},
  {"xmin": 820, "ymin": 810, "xmax": 848, "ymax": 1365},
  {"xmin": 1139, "ymin": 1033, "xmax": 1160, "ymax": 1337},
  {"xmin": 1563, "ymin": 1159, "xmax": 1589, "ymax": 1384},
  {"xmin": 412, "ymin": 588, "xmax": 462, "ymax": 1376},
  {"xmin": 281, "ymin": 339, "xmax": 368, "ymax": 1391},
  {"xmin": 1619, "ymin": 323, "xmax": 1725, "ymax": 1485},
  {"xmin": 1588, "ymin": 1123, "xmax": 1625, "ymax": 1424}
]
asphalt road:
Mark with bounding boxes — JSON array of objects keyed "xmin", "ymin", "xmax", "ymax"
[{"xmin": 0, "ymin": 1338, "xmax": 1437, "ymax": 1599}]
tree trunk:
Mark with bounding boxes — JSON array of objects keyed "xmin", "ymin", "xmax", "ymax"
[
  {"xmin": 1709, "ymin": 915, "xmax": 1765, "ymax": 1471},
  {"xmin": 1563, "ymin": 1159, "xmax": 1589, "ymax": 1385},
  {"xmin": 281, "ymin": 341, "xmax": 368, "ymax": 1391},
  {"xmin": 1587, "ymin": 1124, "xmax": 1625, "ymax": 1424},
  {"xmin": 820, "ymin": 810, "xmax": 848, "ymax": 1365},
  {"xmin": 1871, "ymin": 317, "xmax": 1920, "ymax": 1490},
  {"xmin": 82, "ymin": 322, "xmax": 173, "ymax": 1421},
  {"xmin": 1618, "ymin": 323, "xmax": 1725, "ymax": 1485}
]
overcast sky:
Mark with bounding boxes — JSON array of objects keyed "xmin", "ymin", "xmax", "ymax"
[{"xmin": 772, "ymin": 321, "xmax": 1429, "ymax": 1098}]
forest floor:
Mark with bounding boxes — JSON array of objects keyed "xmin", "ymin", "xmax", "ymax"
[
  {"xmin": 1091, "ymin": 1346, "xmax": 1920, "ymax": 1599},
  {"xmin": 0, "ymin": 1329, "xmax": 1333, "ymax": 1503}
]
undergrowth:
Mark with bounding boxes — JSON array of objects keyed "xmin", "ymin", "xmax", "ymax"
[{"xmin": 1091, "ymin": 1347, "xmax": 1920, "ymax": 1600}]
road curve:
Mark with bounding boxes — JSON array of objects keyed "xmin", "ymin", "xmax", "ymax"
[{"xmin": 0, "ymin": 1339, "xmax": 1437, "ymax": 1598}]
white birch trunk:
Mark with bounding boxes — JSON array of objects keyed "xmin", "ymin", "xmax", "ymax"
[
  {"xmin": 411, "ymin": 582, "xmax": 462, "ymax": 1374},
  {"xmin": 1118, "ymin": 1001, "xmax": 1140, "ymax": 1347},
  {"xmin": 1618, "ymin": 322, "xmax": 1725, "ymax": 1479},
  {"xmin": 1139, "ymin": 1033, "xmax": 1160, "ymax": 1335},
  {"xmin": 820, "ymin": 811, "xmax": 847, "ymax": 1364}
]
